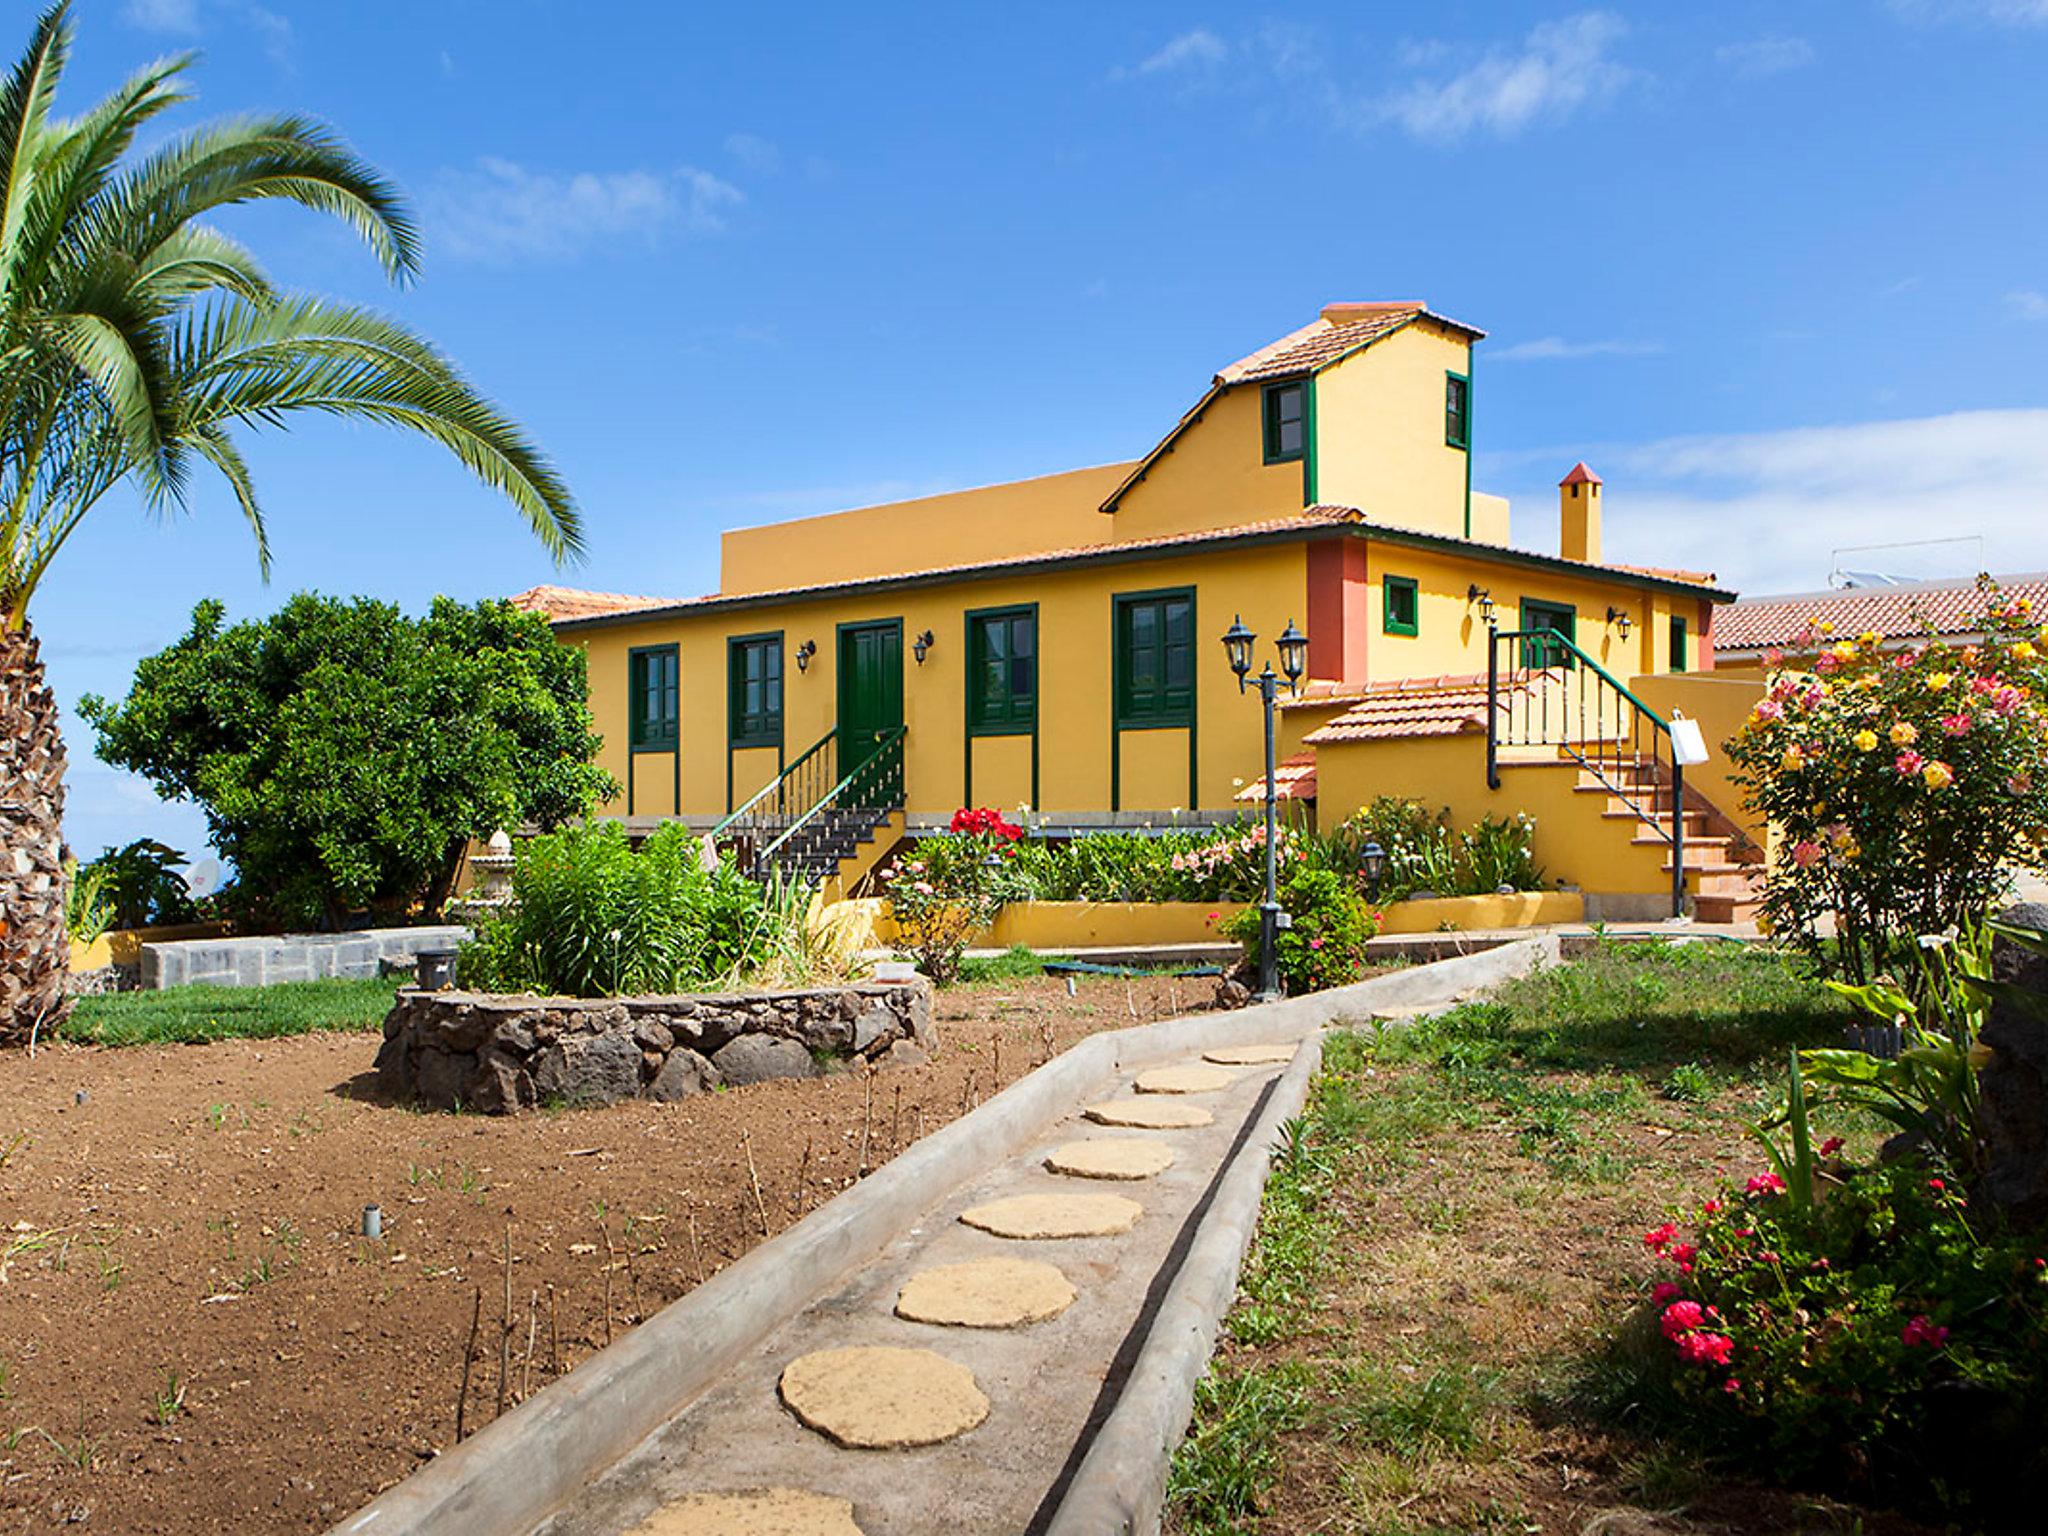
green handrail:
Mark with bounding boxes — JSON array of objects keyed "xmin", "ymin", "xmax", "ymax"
[
  {"xmin": 755, "ymin": 724, "xmax": 907, "ymax": 872},
  {"xmin": 711, "ymin": 726, "xmax": 836, "ymax": 839},
  {"xmin": 1502, "ymin": 627, "xmax": 1671, "ymax": 730}
]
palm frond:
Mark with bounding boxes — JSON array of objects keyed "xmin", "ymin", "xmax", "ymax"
[{"xmin": 0, "ymin": 2, "xmax": 71, "ymax": 295}]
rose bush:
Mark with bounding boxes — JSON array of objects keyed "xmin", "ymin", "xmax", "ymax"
[
  {"xmin": 1724, "ymin": 579, "xmax": 2048, "ymax": 983},
  {"xmin": 1219, "ymin": 865, "xmax": 1382, "ymax": 994},
  {"xmin": 880, "ymin": 808, "xmax": 1028, "ymax": 981}
]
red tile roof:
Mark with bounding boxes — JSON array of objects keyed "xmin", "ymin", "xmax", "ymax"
[
  {"xmin": 1715, "ymin": 574, "xmax": 2048, "ymax": 654},
  {"xmin": 1233, "ymin": 752, "xmax": 1318, "ymax": 803},
  {"xmin": 1216, "ymin": 303, "xmax": 1485, "ymax": 387},
  {"xmin": 508, "ymin": 585, "xmax": 664, "ymax": 621},
  {"xmin": 1560, "ymin": 461, "xmax": 1602, "ymax": 487},
  {"xmin": 1302, "ymin": 672, "xmax": 1545, "ymax": 744}
]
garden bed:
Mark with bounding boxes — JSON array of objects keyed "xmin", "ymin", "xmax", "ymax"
[{"xmin": 0, "ymin": 973, "xmax": 1207, "ymax": 1535}]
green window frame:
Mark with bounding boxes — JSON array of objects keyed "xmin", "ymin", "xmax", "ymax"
[
  {"xmin": 628, "ymin": 644, "xmax": 679, "ymax": 751},
  {"xmin": 727, "ymin": 632, "xmax": 783, "ymax": 749},
  {"xmin": 1383, "ymin": 574, "xmax": 1420, "ymax": 637},
  {"xmin": 967, "ymin": 605, "xmax": 1036, "ymax": 734},
  {"xmin": 1262, "ymin": 380, "xmax": 1306, "ymax": 464},
  {"xmin": 1114, "ymin": 587, "xmax": 1196, "ymax": 729},
  {"xmin": 1519, "ymin": 599, "xmax": 1577, "ymax": 670},
  {"xmin": 1445, "ymin": 370, "xmax": 1470, "ymax": 449},
  {"xmin": 1670, "ymin": 614, "xmax": 1689, "ymax": 672}
]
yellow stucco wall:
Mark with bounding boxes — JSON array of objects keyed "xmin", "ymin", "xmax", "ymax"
[
  {"xmin": 1630, "ymin": 672, "xmax": 1768, "ymax": 844},
  {"xmin": 1108, "ymin": 384, "xmax": 1309, "ymax": 540},
  {"xmin": 717, "ymin": 462, "xmax": 1131, "ymax": 596},
  {"xmin": 571, "ymin": 539, "xmax": 1311, "ymax": 820},
  {"xmin": 1313, "ymin": 321, "xmax": 1473, "ymax": 538}
]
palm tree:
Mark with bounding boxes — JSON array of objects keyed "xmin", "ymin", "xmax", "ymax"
[{"xmin": 0, "ymin": 3, "xmax": 582, "ymax": 1044}]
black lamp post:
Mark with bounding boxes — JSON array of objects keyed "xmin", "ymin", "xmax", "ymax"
[
  {"xmin": 1223, "ymin": 614, "xmax": 1308, "ymax": 1002},
  {"xmin": 1359, "ymin": 839, "xmax": 1387, "ymax": 901}
]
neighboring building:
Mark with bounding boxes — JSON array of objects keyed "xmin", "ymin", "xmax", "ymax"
[
  {"xmin": 518, "ymin": 301, "xmax": 1757, "ymax": 915},
  {"xmin": 1714, "ymin": 573, "xmax": 2048, "ymax": 674}
]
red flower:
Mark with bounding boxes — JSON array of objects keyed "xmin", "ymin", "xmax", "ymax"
[
  {"xmin": 1901, "ymin": 1315, "xmax": 1950, "ymax": 1349},
  {"xmin": 1819, "ymin": 1136, "xmax": 1845, "ymax": 1157},
  {"xmin": 1676, "ymin": 1331, "xmax": 1736, "ymax": 1367},
  {"xmin": 1745, "ymin": 1172, "xmax": 1787, "ymax": 1198},
  {"xmin": 1660, "ymin": 1300, "xmax": 1706, "ymax": 1340},
  {"xmin": 1642, "ymin": 1222, "xmax": 1677, "ymax": 1252},
  {"xmin": 1669, "ymin": 1243, "xmax": 1698, "ymax": 1274},
  {"xmin": 1701, "ymin": 1198, "xmax": 1723, "ymax": 1215},
  {"xmin": 1651, "ymin": 1282, "xmax": 1682, "ymax": 1306},
  {"xmin": 1928, "ymin": 1177, "xmax": 1946, "ymax": 1193}
]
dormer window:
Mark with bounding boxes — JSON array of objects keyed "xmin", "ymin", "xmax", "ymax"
[{"xmin": 1262, "ymin": 380, "xmax": 1305, "ymax": 464}]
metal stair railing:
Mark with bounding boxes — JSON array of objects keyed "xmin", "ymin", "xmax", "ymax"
[
  {"xmin": 754, "ymin": 724, "xmax": 907, "ymax": 880},
  {"xmin": 711, "ymin": 726, "xmax": 838, "ymax": 875},
  {"xmin": 1486, "ymin": 626, "xmax": 1686, "ymax": 917}
]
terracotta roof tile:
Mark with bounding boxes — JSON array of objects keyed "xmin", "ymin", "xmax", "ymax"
[
  {"xmin": 1715, "ymin": 574, "xmax": 2048, "ymax": 653},
  {"xmin": 1302, "ymin": 671, "xmax": 1545, "ymax": 745},
  {"xmin": 1560, "ymin": 462, "xmax": 1602, "ymax": 487},
  {"xmin": 507, "ymin": 585, "xmax": 664, "ymax": 621},
  {"xmin": 1217, "ymin": 303, "xmax": 1484, "ymax": 385},
  {"xmin": 1612, "ymin": 562, "xmax": 1720, "ymax": 586},
  {"xmin": 1233, "ymin": 751, "xmax": 1318, "ymax": 803}
]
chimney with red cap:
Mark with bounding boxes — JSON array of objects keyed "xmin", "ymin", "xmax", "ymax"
[{"xmin": 1559, "ymin": 462, "xmax": 1602, "ymax": 564}]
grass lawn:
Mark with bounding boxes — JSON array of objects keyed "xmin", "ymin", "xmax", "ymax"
[
  {"xmin": 1167, "ymin": 939, "xmax": 1941, "ymax": 1536},
  {"xmin": 62, "ymin": 976, "xmax": 402, "ymax": 1046}
]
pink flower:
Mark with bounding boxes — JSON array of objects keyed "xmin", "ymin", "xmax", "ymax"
[
  {"xmin": 1677, "ymin": 1331, "xmax": 1736, "ymax": 1368},
  {"xmin": 1941, "ymin": 712, "xmax": 1973, "ymax": 736},
  {"xmin": 1814, "ymin": 652, "xmax": 1840, "ymax": 674},
  {"xmin": 1669, "ymin": 1243, "xmax": 1698, "ymax": 1274},
  {"xmin": 1745, "ymin": 1172, "xmax": 1788, "ymax": 1197},
  {"xmin": 1642, "ymin": 1223, "xmax": 1678, "ymax": 1252},
  {"xmin": 1928, "ymin": 1177, "xmax": 1946, "ymax": 1192},
  {"xmin": 913, "ymin": 880, "xmax": 934, "ymax": 895},
  {"xmin": 1791, "ymin": 840, "xmax": 1824, "ymax": 869},
  {"xmin": 1652, "ymin": 1282, "xmax": 1683, "ymax": 1306},
  {"xmin": 1660, "ymin": 1300, "xmax": 1706, "ymax": 1340},
  {"xmin": 1763, "ymin": 647, "xmax": 1785, "ymax": 668},
  {"xmin": 1308, "ymin": 937, "xmax": 1325, "ymax": 951},
  {"xmin": 1752, "ymin": 698, "xmax": 1785, "ymax": 722},
  {"xmin": 1895, "ymin": 749, "xmax": 1925, "ymax": 776},
  {"xmin": 1901, "ymin": 1315, "xmax": 1949, "ymax": 1349},
  {"xmin": 1702, "ymin": 1199, "xmax": 1724, "ymax": 1215}
]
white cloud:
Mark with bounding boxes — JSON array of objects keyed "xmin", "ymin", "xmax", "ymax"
[
  {"xmin": 2007, "ymin": 289, "xmax": 2048, "ymax": 320},
  {"xmin": 1714, "ymin": 35, "xmax": 1815, "ymax": 74},
  {"xmin": 1889, "ymin": 1, "xmax": 2048, "ymax": 26},
  {"xmin": 122, "ymin": 0, "xmax": 202, "ymax": 32},
  {"xmin": 1114, "ymin": 27, "xmax": 1229, "ymax": 81},
  {"xmin": 724, "ymin": 133, "xmax": 782, "ymax": 175},
  {"xmin": 123, "ymin": 0, "xmax": 292, "ymax": 67},
  {"xmin": 1491, "ymin": 336, "xmax": 1665, "ymax": 362},
  {"xmin": 1376, "ymin": 11, "xmax": 1631, "ymax": 142},
  {"xmin": 426, "ymin": 159, "xmax": 743, "ymax": 263},
  {"xmin": 1585, "ymin": 409, "xmax": 2048, "ymax": 593}
]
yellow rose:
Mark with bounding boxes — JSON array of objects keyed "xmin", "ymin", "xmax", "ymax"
[
  {"xmin": 1831, "ymin": 640, "xmax": 1857, "ymax": 661},
  {"xmin": 2036, "ymin": 623, "xmax": 2048, "ymax": 645},
  {"xmin": 1852, "ymin": 729, "xmax": 1879, "ymax": 751},
  {"xmin": 2015, "ymin": 641, "xmax": 2039, "ymax": 661},
  {"xmin": 1857, "ymin": 630, "xmax": 1879, "ymax": 647},
  {"xmin": 1922, "ymin": 761, "xmax": 1954, "ymax": 790},
  {"xmin": 1889, "ymin": 722, "xmax": 1918, "ymax": 746},
  {"xmin": 1782, "ymin": 746, "xmax": 1805, "ymax": 770},
  {"xmin": 1926, "ymin": 672, "xmax": 1952, "ymax": 691},
  {"xmin": 1819, "ymin": 621, "xmax": 1836, "ymax": 635}
]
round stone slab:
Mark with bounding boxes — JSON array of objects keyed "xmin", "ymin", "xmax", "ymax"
[
  {"xmin": 627, "ymin": 1489, "xmax": 864, "ymax": 1535},
  {"xmin": 1046, "ymin": 1138, "xmax": 1175, "ymax": 1181},
  {"xmin": 1133, "ymin": 1063, "xmax": 1236, "ymax": 1095},
  {"xmin": 1083, "ymin": 1099, "xmax": 1214, "ymax": 1129},
  {"xmin": 895, "ymin": 1257, "xmax": 1077, "ymax": 1328},
  {"xmin": 1204, "ymin": 1043, "xmax": 1296, "ymax": 1067},
  {"xmin": 779, "ymin": 1346, "xmax": 988, "ymax": 1449},
  {"xmin": 958, "ymin": 1192, "xmax": 1143, "ymax": 1239}
]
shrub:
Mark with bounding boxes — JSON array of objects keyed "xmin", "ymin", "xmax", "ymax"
[
  {"xmin": 1632, "ymin": 1156, "xmax": 2048, "ymax": 1518},
  {"xmin": 1723, "ymin": 579, "xmax": 2048, "ymax": 983},
  {"xmin": 71, "ymin": 838, "xmax": 198, "ymax": 931},
  {"xmin": 1220, "ymin": 866, "xmax": 1381, "ymax": 993},
  {"xmin": 458, "ymin": 823, "xmax": 785, "ymax": 996},
  {"xmin": 1319, "ymin": 799, "xmax": 1543, "ymax": 900},
  {"xmin": 82, "ymin": 595, "xmax": 612, "ymax": 931},
  {"xmin": 881, "ymin": 808, "xmax": 1030, "ymax": 982}
]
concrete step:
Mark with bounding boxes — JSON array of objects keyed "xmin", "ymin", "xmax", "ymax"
[{"xmin": 1692, "ymin": 892, "xmax": 1765, "ymax": 924}]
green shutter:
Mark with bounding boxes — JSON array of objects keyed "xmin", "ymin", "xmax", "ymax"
[
  {"xmin": 1445, "ymin": 371, "xmax": 1470, "ymax": 449},
  {"xmin": 1114, "ymin": 588, "xmax": 1197, "ymax": 728},
  {"xmin": 629, "ymin": 645, "xmax": 678, "ymax": 751},
  {"xmin": 967, "ymin": 606, "xmax": 1036, "ymax": 734},
  {"xmin": 727, "ymin": 633, "xmax": 783, "ymax": 748},
  {"xmin": 1262, "ymin": 381, "xmax": 1306, "ymax": 465},
  {"xmin": 1383, "ymin": 575, "xmax": 1420, "ymax": 637},
  {"xmin": 1670, "ymin": 615, "xmax": 1689, "ymax": 671}
]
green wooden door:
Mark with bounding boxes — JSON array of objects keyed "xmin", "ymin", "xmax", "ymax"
[
  {"xmin": 837, "ymin": 620, "xmax": 903, "ymax": 805},
  {"xmin": 1519, "ymin": 599, "xmax": 1577, "ymax": 669}
]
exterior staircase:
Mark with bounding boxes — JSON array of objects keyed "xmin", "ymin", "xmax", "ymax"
[
  {"xmin": 712, "ymin": 724, "xmax": 907, "ymax": 890},
  {"xmin": 1572, "ymin": 755, "xmax": 1764, "ymax": 924}
]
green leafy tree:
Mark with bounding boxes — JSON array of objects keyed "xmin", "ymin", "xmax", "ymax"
[
  {"xmin": 81, "ymin": 594, "xmax": 611, "ymax": 930},
  {"xmin": 0, "ymin": 3, "xmax": 580, "ymax": 1041}
]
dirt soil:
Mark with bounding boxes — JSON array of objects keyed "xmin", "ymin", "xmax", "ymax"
[{"xmin": 0, "ymin": 973, "xmax": 1220, "ymax": 1534}]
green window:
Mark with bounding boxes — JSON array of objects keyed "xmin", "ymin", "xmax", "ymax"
[
  {"xmin": 1115, "ymin": 588, "xmax": 1195, "ymax": 728},
  {"xmin": 968, "ymin": 606, "xmax": 1036, "ymax": 733},
  {"xmin": 1383, "ymin": 575, "xmax": 1420, "ymax": 637},
  {"xmin": 629, "ymin": 645, "xmax": 679, "ymax": 751},
  {"xmin": 1262, "ymin": 380, "xmax": 1306, "ymax": 464},
  {"xmin": 1519, "ymin": 599, "xmax": 1577, "ymax": 669},
  {"xmin": 1670, "ymin": 614, "xmax": 1689, "ymax": 672},
  {"xmin": 727, "ymin": 633, "xmax": 783, "ymax": 748},
  {"xmin": 1445, "ymin": 371, "xmax": 1470, "ymax": 449}
]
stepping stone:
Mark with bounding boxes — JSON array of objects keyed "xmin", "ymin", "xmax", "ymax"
[
  {"xmin": 779, "ymin": 1346, "xmax": 988, "ymax": 1449},
  {"xmin": 1084, "ymin": 1099, "xmax": 1214, "ymax": 1129},
  {"xmin": 627, "ymin": 1489, "xmax": 864, "ymax": 1534},
  {"xmin": 895, "ymin": 1257, "xmax": 1076, "ymax": 1328},
  {"xmin": 1204, "ymin": 1043, "xmax": 1296, "ymax": 1067},
  {"xmin": 1133, "ymin": 1063, "xmax": 1235, "ymax": 1095},
  {"xmin": 958, "ymin": 1192, "xmax": 1143, "ymax": 1239},
  {"xmin": 1046, "ymin": 1138, "xmax": 1175, "ymax": 1180}
]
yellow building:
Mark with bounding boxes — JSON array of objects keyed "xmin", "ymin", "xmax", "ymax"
[{"xmin": 519, "ymin": 302, "xmax": 1759, "ymax": 916}]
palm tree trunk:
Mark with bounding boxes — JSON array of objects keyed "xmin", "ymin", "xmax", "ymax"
[{"xmin": 0, "ymin": 619, "xmax": 71, "ymax": 1046}]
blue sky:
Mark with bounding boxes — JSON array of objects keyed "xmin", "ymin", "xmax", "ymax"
[{"xmin": 34, "ymin": 0, "xmax": 2048, "ymax": 872}]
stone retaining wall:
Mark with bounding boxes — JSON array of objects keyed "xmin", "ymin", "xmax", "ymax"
[
  {"xmin": 375, "ymin": 980, "xmax": 934, "ymax": 1113},
  {"xmin": 141, "ymin": 925, "xmax": 470, "ymax": 990}
]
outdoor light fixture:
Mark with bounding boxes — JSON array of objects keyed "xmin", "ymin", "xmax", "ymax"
[
  {"xmin": 1275, "ymin": 619, "xmax": 1308, "ymax": 689},
  {"xmin": 794, "ymin": 639, "xmax": 817, "ymax": 673},
  {"xmin": 1360, "ymin": 840, "xmax": 1387, "ymax": 898},
  {"xmin": 1467, "ymin": 583, "xmax": 1496, "ymax": 624},
  {"xmin": 1606, "ymin": 606, "xmax": 1632, "ymax": 639},
  {"xmin": 912, "ymin": 629, "xmax": 935, "ymax": 665},
  {"xmin": 1221, "ymin": 614, "xmax": 1256, "ymax": 687}
]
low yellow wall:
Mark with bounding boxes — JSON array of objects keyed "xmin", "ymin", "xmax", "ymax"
[
  {"xmin": 69, "ymin": 920, "xmax": 233, "ymax": 972},
  {"xmin": 1629, "ymin": 671, "xmax": 1767, "ymax": 845},
  {"xmin": 1375, "ymin": 890, "xmax": 1582, "ymax": 933}
]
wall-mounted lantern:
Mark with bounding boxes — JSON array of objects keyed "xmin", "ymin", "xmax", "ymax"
[
  {"xmin": 912, "ymin": 629, "xmax": 936, "ymax": 665},
  {"xmin": 1605, "ymin": 606, "xmax": 1633, "ymax": 639},
  {"xmin": 1467, "ymin": 583, "xmax": 1496, "ymax": 625},
  {"xmin": 794, "ymin": 639, "xmax": 817, "ymax": 673}
]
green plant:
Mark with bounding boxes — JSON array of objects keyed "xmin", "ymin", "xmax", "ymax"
[
  {"xmin": 1661, "ymin": 1061, "xmax": 1713, "ymax": 1103},
  {"xmin": 1459, "ymin": 812, "xmax": 1544, "ymax": 893},
  {"xmin": 0, "ymin": 0, "xmax": 580, "ymax": 1046},
  {"xmin": 459, "ymin": 822, "xmax": 801, "ymax": 996},
  {"xmin": 152, "ymin": 1369, "xmax": 186, "ymax": 1426},
  {"xmin": 956, "ymin": 945, "xmax": 1046, "ymax": 981},
  {"xmin": 62, "ymin": 857, "xmax": 114, "ymax": 946},
  {"xmin": 61, "ymin": 975, "xmax": 398, "ymax": 1047},
  {"xmin": 1219, "ymin": 866, "xmax": 1381, "ymax": 994},
  {"xmin": 69, "ymin": 839, "xmax": 197, "ymax": 932},
  {"xmin": 83, "ymin": 596, "xmax": 610, "ymax": 931},
  {"xmin": 881, "ymin": 810, "xmax": 1030, "ymax": 982}
]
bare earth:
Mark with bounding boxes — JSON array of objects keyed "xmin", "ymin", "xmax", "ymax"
[{"xmin": 0, "ymin": 974, "xmax": 1214, "ymax": 1534}]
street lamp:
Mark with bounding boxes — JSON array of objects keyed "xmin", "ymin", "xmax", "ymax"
[
  {"xmin": 1359, "ymin": 839, "xmax": 1387, "ymax": 900},
  {"xmin": 1221, "ymin": 615, "xmax": 1309, "ymax": 1002}
]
